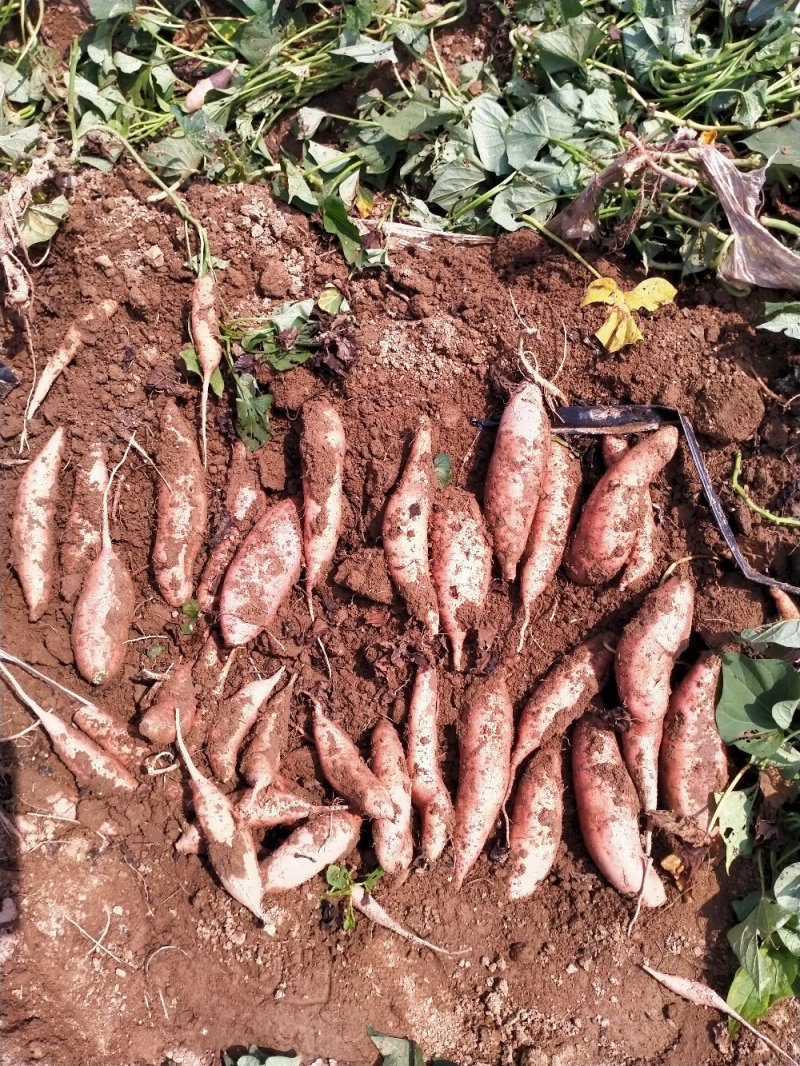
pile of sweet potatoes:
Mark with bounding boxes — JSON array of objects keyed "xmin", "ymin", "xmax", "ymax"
[{"xmin": 7, "ymin": 309, "xmax": 748, "ymax": 929}]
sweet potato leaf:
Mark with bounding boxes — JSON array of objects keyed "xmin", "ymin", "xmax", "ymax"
[{"xmin": 717, "ymin": 654, "xmax": 800, "ymax": 742}]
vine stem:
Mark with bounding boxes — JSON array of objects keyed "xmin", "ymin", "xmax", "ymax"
[{"xmin": 519, "ymin": 214, "xmax": 602, "ymax": 280}]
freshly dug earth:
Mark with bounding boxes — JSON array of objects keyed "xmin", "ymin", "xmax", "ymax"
[{"xmin": 1, "ymin": 169, "xmax": 799, "ymax": 1066}]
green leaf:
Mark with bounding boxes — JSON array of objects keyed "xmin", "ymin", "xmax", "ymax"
[
  {"xmin": 745, "ymin": 122, "xmax": 800, "ymax": 176},
  {"xmin": 489, "ymin": 176, "xmax": 558, "ymax": 230},
  {"xmin": 87, "ymin": 0, "xmax": 134, "ymax": 17},
  {"xmin": 742, "ymin": 619, "xmax": 800, "ymax": 648},
  {"xmin": 317, "ymin": 286, "xmax": 345, "ymax": 315},
  {"xmin": 324, "ymin": 864, "xmax": 351, "ymax": 892},
  {"xmin": 428, "ymin": 154, "xmax": 485, "ymax": 212},
  {"xmin": 0, "ymin": 122, "xmax": 41, "ymax": 162},
  {"xmin": 366, "ymin": 1025, "xmax": 427, "ymax": 1066},
  {"xmin": 331, "ymin": 37, "xmax": 396, "ymax": 64},
  {"xmin": 531, "ymin": 18, "xmax": 604, "ymax": 72},
  {"xmin": 726, "ymin": 948, "xmax": 798, "ymax": 1028},
  {"xmin": 18, "ymin": 196, "xmax": 69, "ymax": 249},
  {"xmin": 179, "ymin": 598, "xmax": 201, "ymax": 635},
  {"xmin": 320, "ymin": 196, "xmax": 363, "ymax": 264},
  {"xmin": 505, "ymin": 100, "xmax": 576, "ymax": 170},
  {"xmin": 775, "ymin": 863, "xmax": 800, "ymax": 913},
  {"xmin": 717, "ymin": 654, "xmax": 800, "ymax": 743},
  {"xmin": 361, "ymin": 867, "xmax": 384, "ymax": 893},
  {"xmin": 143, "ymin": 134, "xmax": 204, "ymax": 183},
  {"xmin": 234, "ymin": 373, "xmax": 272, "ymax": 451},
  {"xmin": 729, "ymin": 898, "xmax": 791, "ymax": 988},
  {"xmin": 733, "ymin": 81, "xmax": 768, "ymax": 126},
  {"xmin": 713, "ymin": 786, "xmax": 757, "ymax": 872},
  {"xmin": 433, "ymin": 453, "xmax": 453, "ymax": 488},
  {"xmin": 469, "ymin": 95, "xmax": 509, "ymax": 175},
  {"xmin": 758, "ymin": 301, "xmax": 800, "ymax": 340},
  {"xmin": 374, "ymin": 98, "xmax": 455, "ymax": 142}
]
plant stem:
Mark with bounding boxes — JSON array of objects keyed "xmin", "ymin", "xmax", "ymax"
[
  {"xmin": 519, "ymin": 214, "xmax": 602, "ymax": 280},
  {"xmin": 731, "ymin": 452, "xmax": 800, "ymax": 528}
]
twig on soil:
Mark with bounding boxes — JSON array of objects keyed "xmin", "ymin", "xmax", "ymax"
[
  {"xmin": 0, "ymin": 721, "xmax": 40, "ymax": 741},
  {"xmin": 731, "ymin": 452, "xmax": 800, "ymax": 528},
  {"xmin": 128, "ymin": 436, "xmax": 172, "ymax": 492},
  {"xmin": 317, "ymin": 636, "xmax": 333, "ymax": 683},
  {"xmin": 144, "ymin": 944, "xmax": 190, "ymax": 978},
  {"xmin": 642, "ymin": 964, "xmax": 800, "ymax": 1066},
  {"xmin": 64, "ymin": 905, "xmax": 131, "ymax": 967}
]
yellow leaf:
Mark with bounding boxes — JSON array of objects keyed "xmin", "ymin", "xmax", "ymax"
[
  {"xmin": 625, "ymin": 277, "xmax": 678, "ymax": 312},
  {"xmin": 699, "ymin": 130, "xmax": 718, "ymax": 144},
  {"xmin": 594, "ymin": 304, "xmax": 643, "ymax": 352},
  {"xmin": 580, "ymin": 276, "xmax": 620, "ymax": 307}
]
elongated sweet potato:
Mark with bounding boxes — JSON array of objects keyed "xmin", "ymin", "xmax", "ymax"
[
  {"xmin": 509, "ymin": 631, "xmax": 616, "ymax": 786},
  {"xmin": 196, "ymin": 443, "xmax": 265, "ymax": 613},
  {"xmin": 660, "ymin": 652, "xmax": 728, "ymax": 831},
  {"xmin": 74, "ymin": 701, "xmax": 150, "ymax": 769},
  {"xmin": 61, "ymin": 442, "xmax": 108, "ymax": 579},
  {"xmin": 12, "ymin": 427, "xmax": 66, "ymax": 621},
  {"xmin": 382, "ymin": 418, "xmax": 439, "ymax": 634},
  {"xmin": 300, "ymin": 397, "xmax": 345, "ymax": 617},
  {"xmin": 565, "ymin": 427, "xmax": 678, "ymax": 586},
  {"xmin": 431, "ymin": 487, "xmax": 491, "ymax": 671},
  {"xmin": 484, "ymin": 382, "xmax": 551, "ymax": 582},
  {"xmin": 572, "ymin": 715, "xmax": 666, "ymax": 906},
  {"xmin": 311, "ymin": 701, "xmax": 395, "ymax": 819},
  {"xmin": 191, "ymin": 272, "xmax": 222, "ymax": 469},
  {"xmin": 616, "ymin": 573, "xmax": 695, "ymax": 812},
  {"xmin": 518, "ymin": 442, "xmax": 581, "ymax": 650},
  {"xmin": 507, "ymin": 743, "xmax": 563, "ymax": 901},
  {"xmin": 152, "ymin": 400, "xmax": 208, "ymax": 607},
  {"xmin": 406, "ymin": 662, "xmax": 453, "ymax": 863},
  {"xmin": 771, "ymin": 587, "xmax": 800, "ymax": 621},
  {"xmin": 601, "ymin": 436, "xmax": 657, "ymax": 590},
  {"xmin": 236, "ymin": 779, "xmax": 330, "ymax": 828},
  {"xmin": 240, "ymin": 674, "xmax": 296, "ymax": 793},
  {"xmin": 370, "ymin": 720, "xmax": 413, "ymax": 876},
  {"xmin": 261, "ymin": 810, "xmax": 362, "ymax": 892},
  {"xmin": 138, "ymin": 661, "xmax": 197, "ymax": 745},
  {"xmin": 206, "ymin": 669, "xmax": 285, "ymax": 783},
  {"xmin": 453, "ymin": 672, "xmax": 514, "ymax": 890},
  {"xmin": 219, "ymin": 497, "xmax": 303, "ymax": 647}
]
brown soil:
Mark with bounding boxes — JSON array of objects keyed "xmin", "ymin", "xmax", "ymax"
[{"xmin": 1, "ymin": 161, "xmax": 799, "ymax": 1066}]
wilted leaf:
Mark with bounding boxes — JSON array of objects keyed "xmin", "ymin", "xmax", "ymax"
[
  {"xmin": 18, "ymin": 196, "xmax": 69, "ymax": 248},
  {"xmin": 580, "ymin": 275, "xmax": 675, "ymax": 353},
  {"xmin": 714, "ymin": 786, "xmax": 757, "ymax": 872},
  {"xmin": 624, "ymin": 277, "xmax": 678, "ymax": 312}
]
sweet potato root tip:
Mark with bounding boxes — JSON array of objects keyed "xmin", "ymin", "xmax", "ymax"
[
  {"xmin": 565, "ymin": 426, "xmax": 678, "ymax": 586},
  {"xmin": 484, "ymin": 382, "xmax": 551, "ymax": 582},
  {"xmin": 152, "ymin": 400, "xmax": 208, "ymax": 608},
  {"xmin": 218, "ymin": 497, "xmax": 303, "ymax": 647},
  {"xmin": 382, "ymin": 418, "xmax": 439, "ymax": 635},
  {"xmin": 12, "ymin": 427, "xmax": 66, "ymax": 621}
]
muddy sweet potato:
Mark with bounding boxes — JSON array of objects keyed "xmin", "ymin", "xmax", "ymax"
[
  {"xmin": 300, "ymin": 397, "xmax": 346, "ymax": 617},
  {"xmin": 406, "ymin": 662, "xmax": 454, "ymax": 864},
  {"xmin": 61, "ymin": 442, "xmax": 108, "ymax": 580},
  {"xmin": 261, "ymin": 810, "xmax": 362, "ymax": 892},
  {"xmin": 370, "ymin": 720, "xmax": 413, "ymax": 876},
  {"xmin": 507, "ymin": 743, "xmax": 563, "ymax": 901}
]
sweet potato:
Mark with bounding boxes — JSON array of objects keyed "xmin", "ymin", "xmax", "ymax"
[
  {"xmin": 507, "ymin": 743, "xmax": 563, "ymax": 901},
  {"xmin": 152, "ymin": 400, "xmax": 208, "ymax": 607},
  {"xmin": 453, "ymin": 672, "xmax": 514, "ymax": 890},
  {"xmin": 311, "ymin": 701, "xmax": 395, "ymax": 819},
  {"xmin": 138, "ymin": 661, "xmax": 198, "ymax": 745},
  {"xmin": 300, "ymin": 397, "xmax": 346, "ymax": 618},
  {"xmin": 12, "ymin": 427, "xmax": 66, "ymax": 621},
  {"xmin": 174, "ymin": 712, "xmax": 269, "ymax": 926},
  {"xmin": 261, "ymin": 810, "xmax": 362, "ymax": 892},
  {"xmin": 406, "ymin": 662, "xmax": 453, "ymax": 864},
  {"xmin": 572, "ymin": 715, "xmax": 666, "ymax": 906},
  {"xmin": 565, "ymin": 427, "xmax": 678, "ymax": 586},
  {"xmin": 370, "ymin": 720, "xmax": 413, "ymax": 876},
  {"xmin": 509, "ymin": 631, "xmax": 616, "ymax": 786},
  {"xmin": 431, "ymin": 487, "xmax": 491, "ymax": 671},
  {"xmin": 382, "ymin": 418, "xmax": 439, "ymax": 634},
  {"xmin": 660, "ymin": 652, "xmax": 728, "ymax": 831},
  {"xmin": 206, "ymin": 668, "xmax": 286, "ymax": 783},
  {"xmin": 240, "ymin": 674, "xmax": 296, "ymax": 793},
  {"xmin": 191, "ymin": 273, "xmax": 223, "ymax": 469},
  {"xmin": 771, "ymin": 587, "xmax": 800, "ymax": 621},
  {"xmin": 350, "ymin": 884, "xmax": 465, "ymax": 955},
  {"xmin": 483, "ymin": 382, "xmax": 551, "ymax": 582},
  {"xmin": 518, "ymin": 442, "xmax": 582, "ymax": 650},
  {"xmin": 616, "ymin": 573, "xmax": 695, "ymax": 812},
  {"xmin": 236, "ymin": 778, "xmax": 330, "ymax": 828},
  {"xmin": 72, "ymin": 446, "xmax": 135, "ymax": 686},
  {"xmin": 601, "ymin": 436, "xmax": 657, "ymax": 590},
  {"xmin": 74, "ymin": 701, "xmax": 150, "ymax": 770},
  {"xmin": 0, "ymin": 663, "xmax": 137, "ymax": 795},
  {"xmin": 61, "ymin": 442, "xmax": 108, "ymax": 579},
  {"xmin": 218, "ymin": 497, "xmax": 303, "ymax": 647},
  {"xmin": 196, "ymin": 443, "xmax": 265, "ymax": 613}
]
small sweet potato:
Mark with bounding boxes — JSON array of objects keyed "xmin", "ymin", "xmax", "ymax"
[
  {"xmin": 206, "ymin": 669, "xmax": 285, "ymax": 783},
  {"xmin": 138, "ymin": 661, "xmax": 197, "ymax": 745},
  {"xmin": 406, "ymin": 662, "xmax": 453, "ymax": 864},
  {"xmin": 601, "ymin": 436, "xmax": 657, "ymax": 590},
  {"xmin": 507, "ymin": 743, "xmax": 563, "ymax": 901},
  {"xmin": 61, "ymin": 442, "xmax": 108, "ymax": 579}
]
